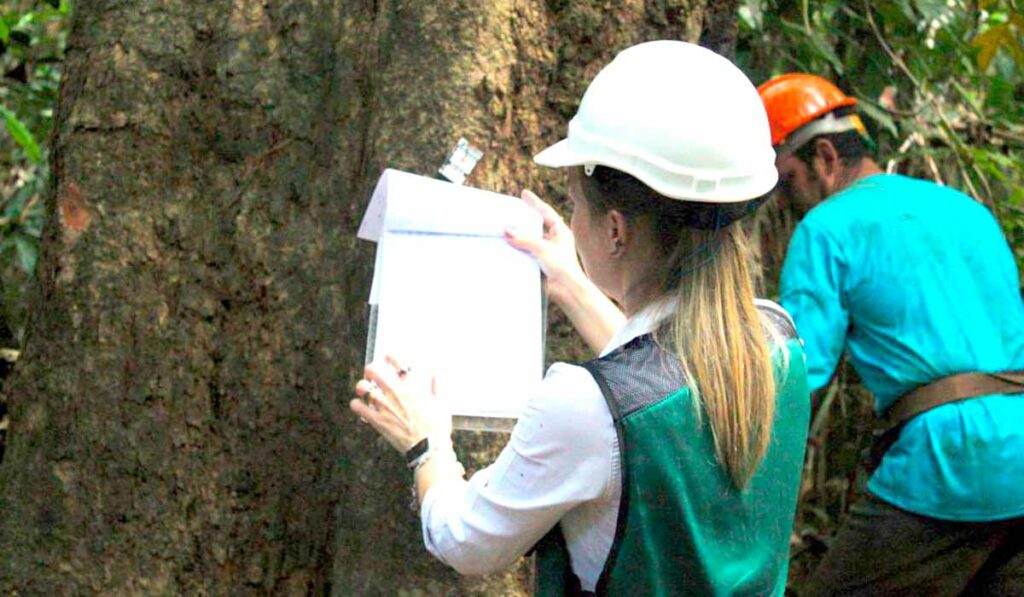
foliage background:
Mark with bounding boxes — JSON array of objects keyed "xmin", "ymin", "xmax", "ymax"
[
  {"xmin": 740, "ymin": 0, "xmax": 1024, "ymax": 284},
  {"xmin": 735, "ymin": 0, "xmax": 1024, "ymax": 584},
  {"xmin": 0, "ymin": 0, "xmax": 68, "ymax": 463},
  {"xmin": 0, "ymin": 0, "xmax": 66, "ymax": 347},
  {"xmin": 0, "ymin": 0, "xmax": 1020, "ymax": 590}
]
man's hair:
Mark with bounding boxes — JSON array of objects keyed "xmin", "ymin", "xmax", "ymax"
[{"xmin": 793, "ymin": 107, "xmax": 874, "ymax": 169}]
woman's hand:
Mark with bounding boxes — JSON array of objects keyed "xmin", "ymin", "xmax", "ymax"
[
  {"xmin": 504, "ymin": 190, "xmax": 585, "ymax": 306},
  {"xmin": 351, "ymin": 355, "xmax": 452, "ymax": 454},
  {"xmin": 506, "ymin": 189, "xmax": 626, "ymax": 354}
]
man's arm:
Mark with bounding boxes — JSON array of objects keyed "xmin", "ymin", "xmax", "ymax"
[{"xmin": 779, "ymin": 220, "xmax": 850, "ymax": 393}]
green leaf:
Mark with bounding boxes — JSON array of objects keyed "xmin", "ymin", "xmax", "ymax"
[
  {"xmin": 0, "ymin": 17, "xmax": 8, "ymax": 44},
  {"xmin": 973, "ymin": 25, "xmax": 1007, "ymax": 71},
  {"xmin": 972, "ymin": 18, "xmax": 1024, "ymax": 71},
  {"xmin": 985, "ymin": 71, "xmax": 1024, "ymax": 118},
  {"xmin": 14, "ymin": 13, "xmax": 34, "ymax": 29},
  {"xmin": 738, "ymin": 3, "xmax": 763, "ymax": 31},
  {"xmin": 1010, "ymin": 14, "xmax": 1024, "ymax": 66},
  {"xmin": 810, "ymin": 33, "xmax": 845, "ymax": 74},
  {"xmin": 12, "ymin": 235, "xmax": 37, "ymax": 274},
  {"xmin": 23, "ymin": 219, "xmax": 43, "ymax": 238},
  {"xmin": 913, "ymin": 0, "xmax": 948, "ymax": 21},
  {"xmin": 856, "ymin": 99, "xmax": 900, "ymax": 138},
  {"xmin": 0, "ymin": 106, "xmax": 43, "ymax": 164},
  {"xmin": 775, "ymin": 17, "xmax": 844, "ymax": 74},
  {"xmin": 873, "ymin": 1, "xmax": 915, "ymax": 25}
]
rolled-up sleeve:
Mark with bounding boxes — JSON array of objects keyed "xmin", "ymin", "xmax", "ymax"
[
  {"xmin": 420, "ymin": 362, "xmax": 614, "ymax": 576},
  {"xmin": 780, "ymin": 219, "xmax": 850, "ymax": 392}
]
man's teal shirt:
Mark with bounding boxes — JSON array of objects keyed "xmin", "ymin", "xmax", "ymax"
[{"xmin": 781, "ymin": 173, "xmax": 1024, "ymax": 521}]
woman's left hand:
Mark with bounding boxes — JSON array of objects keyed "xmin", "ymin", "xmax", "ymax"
[{"xmin": 351, "ymin": 355, "xmax": 452, "ymax": 454}]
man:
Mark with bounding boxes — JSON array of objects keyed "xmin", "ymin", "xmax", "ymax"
[{"xmin": 759, "ymin": 73, "xmax": 1024, "ymax": 596}]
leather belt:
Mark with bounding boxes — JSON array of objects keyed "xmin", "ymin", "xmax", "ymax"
[
  {"xmin": 865, "ymin": 369, "xmax": 1024, "ymax": 474},
  {"xmin": 880, "ymin": 370, "xmax": 1024, "ymax": 434}
]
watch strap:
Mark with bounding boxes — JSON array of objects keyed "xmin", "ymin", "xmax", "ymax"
[{"xmin": 405, "ymin": 437, "xmax": 430, "ymax": 469}]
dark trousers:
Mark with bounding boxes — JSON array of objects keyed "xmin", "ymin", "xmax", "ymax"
[{"xmin": 801, "ymin": 494, "xmax": 1024, "ymax": 596}]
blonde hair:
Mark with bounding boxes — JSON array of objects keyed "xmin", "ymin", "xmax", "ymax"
[
  {"xmin": 577, "ymin": 167, "xmax": 781, "ymax": 489},
  {"xmin": 664, "ymin": 226, "xmax": 780, "ymax": 488}
]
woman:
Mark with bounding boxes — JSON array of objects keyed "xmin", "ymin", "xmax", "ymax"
[{"xmin": 351, "ymin": 41, "xmax": 810, "ymax": 595}]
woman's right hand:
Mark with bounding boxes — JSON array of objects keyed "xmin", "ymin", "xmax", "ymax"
[
  {"xmin": 505, "ymin": 189, "xmax": 625, "ymax": 354},
  {"xmin": 504, "ymin": 189, "xmax": 584, "ymax": 305}
]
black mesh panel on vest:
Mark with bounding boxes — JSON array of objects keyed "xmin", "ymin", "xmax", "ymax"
[
  {"xmin": 586, "ymin": 336, "xmax": 684, "ymax": 420},
  {"xmin": 533, "ymin": 303, "xmax": 800, "ymax": 596},
  {"xmin": 588, "ymin": 304, "xmax": 799, "ymax": 421}
]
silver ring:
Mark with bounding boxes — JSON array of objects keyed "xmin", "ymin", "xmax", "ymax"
[{"xmin": 364, "ymin": 381, "xmax": 383, "ymax": 407}]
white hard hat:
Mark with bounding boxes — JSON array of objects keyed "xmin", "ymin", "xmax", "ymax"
[{"xmin": 534, "ymin": 40, "xmax": 778, "ymax": 203}]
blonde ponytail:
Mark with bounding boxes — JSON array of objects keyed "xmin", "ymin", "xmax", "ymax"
[
  {"xmin": 575, "ymin": 166, "xmax": 782, "ymax": 488},
  {"xmin": 666, "ymin": 226, "xmax": 779, "ymax": 488}
]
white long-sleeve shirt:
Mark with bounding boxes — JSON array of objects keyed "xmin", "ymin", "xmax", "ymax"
[
  {"xmin": 418, "ymin": 305, "xmax": 679, "ymax": 590},
  {"xmin": 421, "ymin": 360, "xmax": 617, "ymax": 589},
  {"xmin": 420, "ymin": 299, "xmax": 793, "ymax": 589}
]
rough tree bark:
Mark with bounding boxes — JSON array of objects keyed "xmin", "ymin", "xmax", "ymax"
[
  {"xmin": 699, "ymin": 0, "xmax": 739, "ymax": 60},
  {"xmin": 0, "ymin": 1, "xmax": 711, "ymax": 593}
]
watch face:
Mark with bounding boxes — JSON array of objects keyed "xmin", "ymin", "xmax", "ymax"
[{"xmin": 405, "ymin": 437, "xmax": 429, "ymax": 465}]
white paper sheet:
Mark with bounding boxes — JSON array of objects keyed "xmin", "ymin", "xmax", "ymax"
[
  {"xmin": 358, "ymin": 169, "xmax": 535, "ymax": 241},
  {"xmin": 359, "ymin": 169, "xmax": 544, "ymax": 420}
]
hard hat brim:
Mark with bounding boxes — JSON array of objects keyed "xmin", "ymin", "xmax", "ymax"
[
  {"xmin": 533, "ymin": 137, "xmax": 778, "ymax": 204},
  {"xmin": 533, "ymin": 139, "xmax": 576, "ymax": 169}
]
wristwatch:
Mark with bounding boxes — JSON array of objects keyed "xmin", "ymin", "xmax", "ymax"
[
  {"xmin": 405, "ymin": 437, "xmax": 432, "ymax": 470},
  {"xmin": 405, "ymin": 436, "xmax": 464, "ymax": 512}
]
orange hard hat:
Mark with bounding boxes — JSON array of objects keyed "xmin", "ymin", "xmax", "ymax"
[{"xmin": 756, "ymin": 73, "xmax": 858, "ymax": 147}]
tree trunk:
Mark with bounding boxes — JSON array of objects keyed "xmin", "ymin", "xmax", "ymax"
[
  {"xmin": 698, "ymin": 0, "xmax": 739, "ymax": 59},
  {"xmin": 0, "ymin": 1, "xmax": 709, "ymax": 593}
]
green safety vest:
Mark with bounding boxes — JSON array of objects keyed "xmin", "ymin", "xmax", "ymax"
[{"xmin": 536, "ymin": 314, "xmax": 809, "ymax": 596}]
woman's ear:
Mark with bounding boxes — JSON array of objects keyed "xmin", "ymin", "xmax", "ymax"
[{"xmin": 607, "ymin": 209, "xmax": 628, "ymax": 256}]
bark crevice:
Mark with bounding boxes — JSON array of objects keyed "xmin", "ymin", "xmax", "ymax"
[{"xmin": 0, "ymin": 2, "xmax": 710, "ymax": 593}]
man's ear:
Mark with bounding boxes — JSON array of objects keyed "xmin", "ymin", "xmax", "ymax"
[
  {"xmin": 606, "ymin": 209, "xmax": 628, "ymax": 256},
  {"xmin": 811, "ymin": 138, "xmax": 842, "ymax": 192}
]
